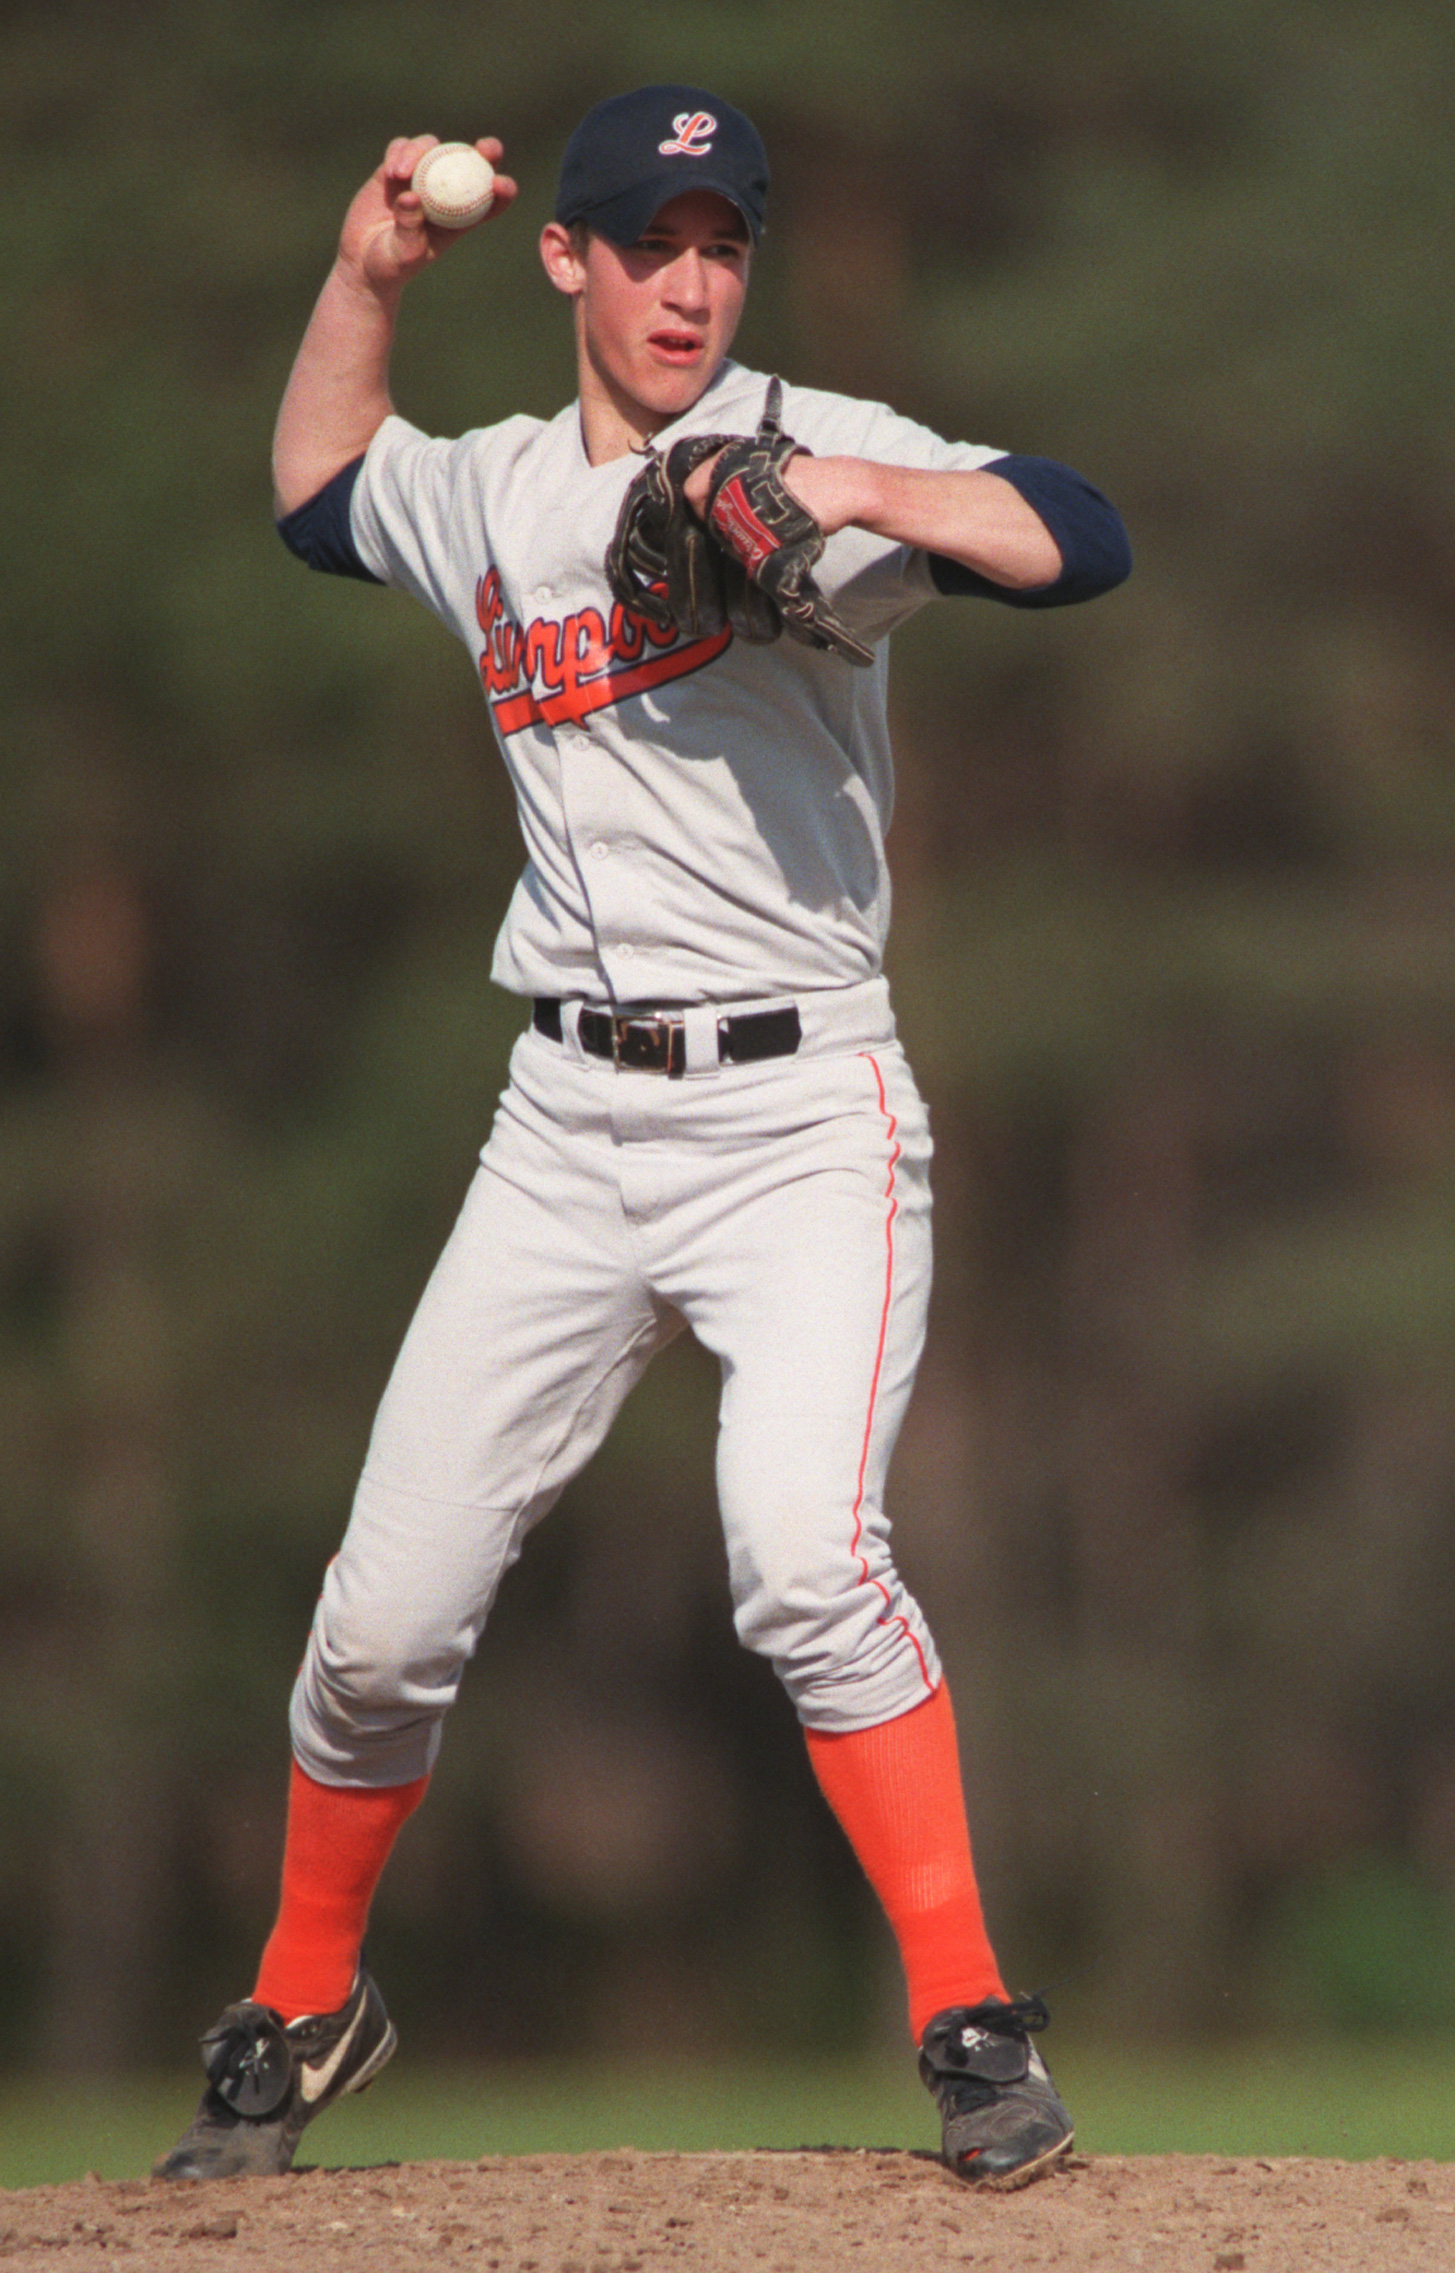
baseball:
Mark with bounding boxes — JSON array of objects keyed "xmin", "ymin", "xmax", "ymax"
[{"xmin": 412, "ymin": 142, "xmax": 496, "ymax": 228}]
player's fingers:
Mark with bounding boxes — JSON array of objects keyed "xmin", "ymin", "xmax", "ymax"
[
  {"xmin": 683, "ymin": 447, "xmax": 725, "ymax": 517},
  {"xmin": 383, "ymin": 134, "xmax": 440, "ymax": 184},
  {"xmin": 475, "ymin": 137, "xmax": 507, "ymax": 165},
  {"xmin": 482, "ymin": 171, "xmax": 519, "ymax": 218}
]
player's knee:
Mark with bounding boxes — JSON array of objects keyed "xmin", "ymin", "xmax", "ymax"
[
  {"xmin": 729, "ymin": 1539, "xmax": 938, "ymax": 1719},
  {"xmin": 289, "ymin": 1607, "xmax": 459, "ymax": 1788},
  {"xmin": 302, "ymin": 1592, "xmax": 466, "ymax": 1724},
  {"xmin": 729, "ymin": 1563, "xmax": 866, "ymax": 1680}
]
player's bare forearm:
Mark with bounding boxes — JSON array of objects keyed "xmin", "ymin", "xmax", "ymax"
[
  {"xmin": 272, "ymin": 261, "xmax": 402, "ymax": 514},
  {"xmin": 784, "ymin": 458, "xmax": 1063, "ymax": 590},
  {"xmin": 272, "ymin": 136, "xmax": 517, "ymax": 517}
]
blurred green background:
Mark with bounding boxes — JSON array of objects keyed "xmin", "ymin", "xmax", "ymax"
[{"xmin": 5, "ymin": 0, "xmax": 1455, "ymax": 2171}]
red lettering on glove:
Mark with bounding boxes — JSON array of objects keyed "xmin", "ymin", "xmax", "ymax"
[{"xmin": 708, "ymin": 478, "xmax": 780, "ymax": 578}]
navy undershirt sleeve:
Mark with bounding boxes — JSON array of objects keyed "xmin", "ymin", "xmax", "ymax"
[
  {"xmin": 275, "ymin": 456, "xmax": 382, "ymax": 583},
  {"xmin": 928, "ymin": 455, "xmax": 1131, "ymax": 608}
]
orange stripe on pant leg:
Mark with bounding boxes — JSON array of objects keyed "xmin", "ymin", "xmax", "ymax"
[{"xmin": 851, "ymin": 1052, "xmax": 934, "ymax": 1697}]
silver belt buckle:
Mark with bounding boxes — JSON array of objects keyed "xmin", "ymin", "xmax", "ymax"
[{"xmin": 613, "ymin": 1013, "xmax": 685, "ymax": 1075}]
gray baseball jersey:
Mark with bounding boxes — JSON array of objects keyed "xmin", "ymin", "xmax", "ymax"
[{"xmin": 348, "ymin": 361, "xmax": 1005, "ymax": 1005}]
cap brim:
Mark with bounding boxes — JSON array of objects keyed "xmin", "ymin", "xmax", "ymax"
[{"xmin": 577, "ymin": 172, "xmax": 761, "ymax": 246}]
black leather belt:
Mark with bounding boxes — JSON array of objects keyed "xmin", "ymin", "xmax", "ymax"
[{"xmin": 533, "ymin": 997, "xmax": 802, "ymax": 1077}]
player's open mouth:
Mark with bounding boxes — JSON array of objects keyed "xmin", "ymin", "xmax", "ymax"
[{"xmin": 649, "ymin": 330, "xmax": 704, "ymax": 363}]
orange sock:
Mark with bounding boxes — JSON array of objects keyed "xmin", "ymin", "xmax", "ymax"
[
  {"xmin": 804, "ymin": 1682, "xmax": 1006, "ymax": 2042},
  {"xmin": 252, "ymin": 1761, "xmax": 428, "ymax": 2021}
]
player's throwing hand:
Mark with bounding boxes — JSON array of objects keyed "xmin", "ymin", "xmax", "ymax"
[{"xmin": 342, "ymin": 135, "xmax": 517, "ymax": 293}]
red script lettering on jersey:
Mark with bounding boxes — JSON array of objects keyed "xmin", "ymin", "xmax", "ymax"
[{"xmin": 475, "ymin": 571, "xmax": 731, "ymax": 736}]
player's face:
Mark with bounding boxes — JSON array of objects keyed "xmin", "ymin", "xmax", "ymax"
[{"xmin": 550, "ymin": 190, "xmax": 751, "ymax": 436}]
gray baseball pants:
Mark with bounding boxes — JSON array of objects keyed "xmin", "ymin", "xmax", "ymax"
[{"xmin": 290, "ymin": 977, "xmax": 942, "ymax": 1786}]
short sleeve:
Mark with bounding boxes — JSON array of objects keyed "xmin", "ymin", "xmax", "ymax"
[
  {"xmin": 773, "ymin": 386, "xmax": 1008, "ymax": 644},
  {"xmin": 348, "ymin": 415, "xmax": 482, "ymax": 623},
  {"xmin": 276, "ymin": 459, "xmax": 381, "ymax": 581}
]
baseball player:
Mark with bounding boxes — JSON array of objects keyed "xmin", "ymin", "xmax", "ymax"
[{"xmin": 156, "ymin": 86, "xmax": 1129, "ymax": 2190}]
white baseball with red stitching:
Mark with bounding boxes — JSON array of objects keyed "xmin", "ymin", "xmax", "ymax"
[{"xmin": 412, "ymin": 143, "xmax": 495, "ymax": 228}]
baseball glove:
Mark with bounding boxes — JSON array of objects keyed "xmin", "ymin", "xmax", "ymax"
[
  {"xmin": 606, "ymin": 432, "xmax": 781, "ymax": 646},
  {"xmin": 605, "ymin": 380, "xmax": 873, "ymax": 665},
  {"xmin": 701, "ymin": 377, "xmax": 873, "ymax": 667}
]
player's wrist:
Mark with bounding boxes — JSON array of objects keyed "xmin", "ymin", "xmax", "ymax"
[
  {"xmin": 330, "ymin": 246, "xmax": 408, "ymax": 320},
  {"xmin": 784, "ymin": 453, "xmax": 880, "ymax": 538}
]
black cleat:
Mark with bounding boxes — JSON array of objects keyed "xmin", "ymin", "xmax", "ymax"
[
  {"xmin": 918, "ymin": 1994, "xmax": 1073, "ymax": 2190},
  {"xmin": 153, "ymin": 1967, "xmax": 396, "ymax": 2180}
]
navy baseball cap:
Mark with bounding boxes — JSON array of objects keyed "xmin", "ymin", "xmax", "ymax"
[{"xmin": 555, "ymin": 85, "xmax": 769, "ymax": 246}]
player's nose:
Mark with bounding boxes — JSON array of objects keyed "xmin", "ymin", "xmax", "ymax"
[{"xmin": 661, "ymin": 248, "xmax": 711, "ymax": 312}]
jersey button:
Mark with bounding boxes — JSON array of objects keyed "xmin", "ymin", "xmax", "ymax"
[
  {"xmin": 591, "ymin": 841, "xmax": 610, "ymax": 860},
  {"xmin": 618, "ymin": 942, "xmax": 636, "ymax": 960}
]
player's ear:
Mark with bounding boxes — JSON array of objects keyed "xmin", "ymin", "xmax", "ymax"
[{"xmin": 540, "ymin": 221, "xmax": 586, "ymax": 296}]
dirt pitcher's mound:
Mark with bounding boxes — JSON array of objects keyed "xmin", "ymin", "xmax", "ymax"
[{"xmin": 3, "ymin": 2149, "xmax": 1452, "ymax": 2270}]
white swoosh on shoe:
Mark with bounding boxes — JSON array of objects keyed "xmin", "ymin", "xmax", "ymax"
[{"xmin": 297, "ymin": 2002, "xmax": 365, "ymax": 2104}]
